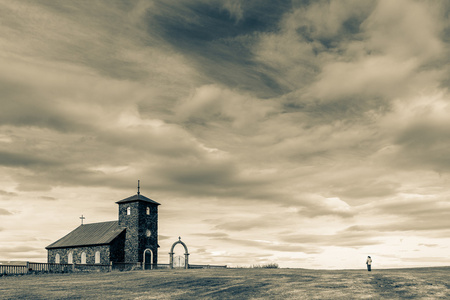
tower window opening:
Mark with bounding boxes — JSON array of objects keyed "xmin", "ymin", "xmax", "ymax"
[
  {"xmin": 146, "ymin": 207, "xmax": 150, "ymax": 215},
  {"xmin": 127, "ymin": 207, "xmax": 131, "ymax": 215}
]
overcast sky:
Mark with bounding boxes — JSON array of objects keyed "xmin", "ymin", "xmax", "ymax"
[{"xmin": 1, "ymin": 0, "xmax": 450, "ymax": 269}]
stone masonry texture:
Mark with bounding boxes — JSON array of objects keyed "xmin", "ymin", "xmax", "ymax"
[
  {"xmin": 118, "ymin": 201, "xmax": 158, "ymax": 264},
  {"xmin": 47, "ymin": 245, "xmax": 110, "ymax": 265}
]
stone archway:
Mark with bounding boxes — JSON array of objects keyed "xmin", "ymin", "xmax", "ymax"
[
  {"xmin": 143, "ymin": 248, "xmax": 153, "ymax": 270},
  {"xmin": 169, "ymin": 237, "xmax": 189, "ymax": 269}
]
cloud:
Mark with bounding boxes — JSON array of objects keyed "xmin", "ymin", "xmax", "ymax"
[
  {"xmin": 298, "ymin": 195, "xmax": 355, "ymax": 218},
  {"xmin": 344, "ymin": 193, "xmax": 450, "ymax": 234},
  {"xmin": 176, "ymin": 84, "xmax": 278, "ymax": 132},
  {"xmin": 145, "ymin": 0, "xmax": 292, "ymax": 96},
  {"xmin": 280, "ymin": 230, "xmax": 382, "ymax": 248},
  {"xmin": 0, "ymin": 246, "xmax": 39, "ymax": 253},
  {"xmin": 158, "ymin": 235, "xmax": 171, "ymax": 241},
  {"xmin": 222, "ymin": 0, "xmax": 244, "ymax": 22},
  {"xmin": 0, "ymin": 190, "xmax": 18, "ymax": 198},
  {"xmin": 0, "ymin": 150, "xmax": 58, "ymax": 168},
  {"xmin": 418, "ymin": 243, "xmax": 439, "ymax": 248},
  {"xmin": 307, "ymin": 56, "xmax": 421, "ymax": 102},
  {"xmin": 0, "ymin": 1, "xmax": 155, "ymax": 81},
  {"xmin": 375, "ymin": 92, "xmax": 450, "ymax": 173},
  {"xmin": 254, "ymin": 1, "xmax": 375, "ymax": 91},
  {"xmin": 194, "ymin": 232, "xmax": 229, "ymax": 239},
  {"xmin": 153, "ymin": 157, "xmax": 237, "ymax": 188},
  {"xmin": 0, "ymin": 208, "xmax": 13, "ymax": 215},
  {"xmin": 372, "ymin": 197, "xmax": 450, "ymax": 232},
  {"xmin": 215, "ymin": 236, "xmax": 320, "ymax": 254},
  {"xmin": 362, "ymin": 0, "xmax": 443, "ymax": 61},
  {"xmin": 333, "ymin": 179, "xmax": 399, "ymax": 200},
  {"xmin": 261, "ymin": 0, "xmax": 446, "ymax": 121},
  {"xmin": 393, "ymin": 120, "xmax": 450, "ymax": 172},
  {"xmin": 39, "ymin": 196, "xmax": 57, "ymax": 201},
  {"xmin": 214, "ymin": 214, "xmax": 283, "ymax": 232}
]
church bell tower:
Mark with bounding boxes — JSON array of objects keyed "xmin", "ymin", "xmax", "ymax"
[{"xmin": 116, "ymin": 181, "xmax": 160, "ymax": 264}]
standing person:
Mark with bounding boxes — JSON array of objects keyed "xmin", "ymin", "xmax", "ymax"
[{"xmin": 366, "ymin": 256, "xmax": 372, "ymax": 271}]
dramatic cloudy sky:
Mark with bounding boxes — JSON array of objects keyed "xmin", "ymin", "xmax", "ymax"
[{"xmin": 1, "ymin": 0, "xmax": 450, "ymax": 269}]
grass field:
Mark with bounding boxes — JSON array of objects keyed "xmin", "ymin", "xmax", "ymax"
[{"xmin": 1, "ymin": 267, "xmax": 449, "ymax": 299}]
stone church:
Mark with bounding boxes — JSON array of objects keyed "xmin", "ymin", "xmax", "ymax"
[{"xmin": 46, "ymin": 189, "xmax": 160, "ymax": 266}]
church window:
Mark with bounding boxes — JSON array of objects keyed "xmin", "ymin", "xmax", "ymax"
[
  {"xmin": 95, "ymin": 251, "xmax": 101, "ymax": 264},
  {"xmin": 146, "ymin": 207, "xmax": 150, "ymax": 215},
  {"xmin": 81, "ymin": 252, "xmax": 86, "ymax": 264},
  {"xmin": 127, "ymin": 207, "xmax": 131, "ymax": 215},
  {"xmin": 55, "ymin": 253, "xmax": 60, "ymax": 264},
  {"xmin": 68, "ymin": 252, "xmax": 73, "ymax": 264}
]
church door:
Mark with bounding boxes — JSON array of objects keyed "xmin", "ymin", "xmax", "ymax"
[{"xmin": 143, "ymin": 249, "xmax": 153, "ymax": 270}]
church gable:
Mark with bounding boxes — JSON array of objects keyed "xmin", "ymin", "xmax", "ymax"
[{"xmin": 46, "ymin": 221, "xmax": 126, "ymax": 249}]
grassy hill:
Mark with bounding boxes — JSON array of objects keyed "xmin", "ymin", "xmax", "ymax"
[{"xmin": 1, "ymin": 267, "xmax": 449, "ymax": 299}]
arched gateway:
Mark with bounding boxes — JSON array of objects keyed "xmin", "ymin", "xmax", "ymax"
[{"xmin": 169, "ymin": 237, "xmax": 189, "ymax": 269}]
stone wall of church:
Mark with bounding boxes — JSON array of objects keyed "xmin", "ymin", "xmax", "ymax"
[
  {"xmin": 140, "ymin": 202, "xmax": 158, "ymax": 265},
  {"xmin": 119, "ymin": 201, "xmax": 140, "ymax": 262},
  {"xmin": 110, "ymin": 230, "xmax": 126, "ymax": 262},
  {"xmin": 118, "ymin": 201, "xmax": 158, "ymax": 264},
  {"xmin": 47, "ymin": 245, "xmax": 110, "ymax": 265}
]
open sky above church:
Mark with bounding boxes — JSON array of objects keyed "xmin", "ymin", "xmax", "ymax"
[{"xmin": 1, "ymin": 0, "xmax": 450, "ymax": 269}]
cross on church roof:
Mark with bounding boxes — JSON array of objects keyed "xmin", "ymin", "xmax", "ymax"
[{"xmin": 80, "ymin": 214, "xmax": 85, "ymax": 225}]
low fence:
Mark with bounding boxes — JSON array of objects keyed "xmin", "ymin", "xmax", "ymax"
[
  {"xmin": 1, "ymin": 262, "xmax": 227, "ymax": 276},
  {"xmin": 29, "ymin": 262, "xmax": 73, "ymax": 273},
  {"xmin": 0, "ymin": 264, "xmax": 28, "ymax": 275},
  {"xmin": 0, "ymin": 262, "xmax": 110, "ymax": 276}
]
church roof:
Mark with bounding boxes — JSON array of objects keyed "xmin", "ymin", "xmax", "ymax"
[
  {"xmin": 46, "ymin": 221, "xmax": 125, "ymax": 249},
  {"xmin": 115, "ymin": 193, "xmax": 160, "ymax": 205}
]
